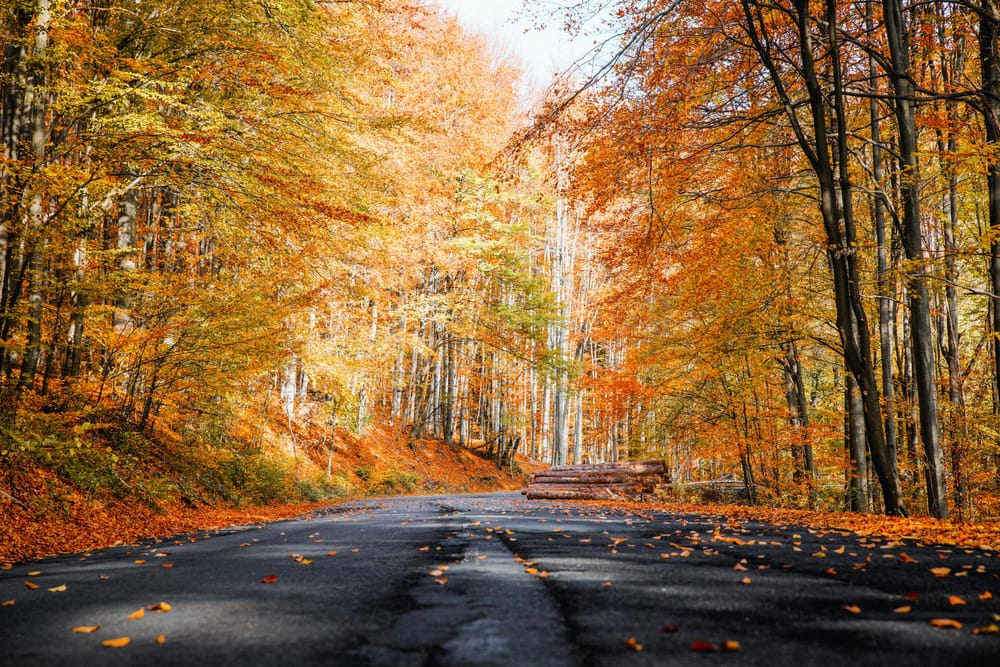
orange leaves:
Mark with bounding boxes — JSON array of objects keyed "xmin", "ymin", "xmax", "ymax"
[
  {"xmin": 842, "ymin": 605, "xmax": 862, "ymax": 614},
  {"xmin": 893, "ymin": 605, "xmax": 912, "ymax": 614},
  {"xmin": 947, "ymin": 595, "xmax": 966, "ymax": 607},
  {"xmin": 899, "ymin": 552, "xmax": 918, "ymax": 564},
  {"xmin": 102, "ymin": 637, "xmax": 131, "ymax": 648},
  {"xmin": 625, "ymin": 636, "xmax": 643, "ymax": 651},
  {"xmin": 128, "ymin": 608, "xmax": 145, "ymax": 620},
  {"xmin": 24, "ymin": 581, "xmax": 39, "ymax": 590},
  {"xmin": 1, "ymin": 599, "xmax": 15, "ymax": 607},
  {"xmin": 929, "ymin": 567, "xmax": 951, "ymax": 578},
  {"xmin": 929, "ymin": 619, "xmax": 963, "ymax": 630},
  {"xmin": 149, "ymin": 601, "xmax": 172, "ymax": 613},
  {"xmin": 72, "ymin": 625, "xmax": 101, "ymax": 633}
]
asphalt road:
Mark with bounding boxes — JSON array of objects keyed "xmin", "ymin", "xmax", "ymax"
[{"xmin": 2, "ymin": 492, "xmax": 998, "ymax": 666}]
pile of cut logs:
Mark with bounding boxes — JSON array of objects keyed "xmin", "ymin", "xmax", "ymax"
[{"xmin": 523, "ymin": 460, "xmax": 670, "ymax": 501}]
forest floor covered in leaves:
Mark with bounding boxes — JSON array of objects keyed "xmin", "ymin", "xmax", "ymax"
[{"xmin": 0, "ymin": 414, "xmax": 535, "ymax": 564}]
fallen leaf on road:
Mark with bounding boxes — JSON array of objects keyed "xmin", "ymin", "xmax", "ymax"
[
  {"xmin": 824, "ymin": 568, "xmax": 837, "ymax": 576},
  {"xmin": 626, "ymin": 636, "xmax": 643, "ymax": 651},
  {"xmin": 326, "ymin": 551, "xmax": 338, "ymax": 556},
  {"xmin": 429, "ymin": 569, "xmax": 444, "ymax": 577},
  {"xmin": 72, "ymin": 626, "xmax": 100, "ymax": 633},
  {"xmin": 435, "ymin": 577, "xmax": 447, "ymax": 585},
  {"xmin": 155, "ymin": 635, "xmax": 166, "ymax": 644},
  {"xmin": 102, "ymin": 637, "xmax": 131, "ymax": 648},
  {"xmin": 948, "ymin": 595, "xmax": 966, "ymax": 606},
  {"xmin": 929, "ymin": 567, "xmax": 951, "ymax": 578},
  {"xmin": 741, "ymin": 577, "xmax": 752, "ymax": 584},
  {"xmin": 723, "ymin": 640, "xmax": 740, "ymax": 651},
  {"xmin": 525, "ymin": 567, "xmax": 538, "ymax": 575},
  {"xmin": 929, "ymin": 619, "xmax": 962, "ymax": 629},
  {"xmin": 973, "ymin": 624, "xmax": 999, "ymax": 635},
  {"xmin": 899, "ymin": 553, "xmax": 917, "ymax": 563},
  {"xmin": 133, "ymin": 560, "xmax": 146, "ymax": 565},
  {"xmin": 893, "ymin": 605, "xmax": 912, "ymax": 613},
  {"xmin": 161, "ymin": 563, "xmax": 173, "ymax": 569},
  {"xmin": 24, "ymin": 581, "xmax": 38, "ymax": 590},
  {"xmin": 602, "ymin": 581, "xmax": 612, "ymax": 587},
  {"xmin": 1, "ymin": 600, "xmax": 14, "ymax": 606},
  {"xmin": 661, "ymin": 624, "xmax": 679, "ymax": 633},
  {"xmin": 842, "ymin": 605, "xmax": 861, "ymax": 614},
  {"xmin": 149, "ymin": 602, "xmax": 171, "ymax": 613},
  {"xmin": 261, "ymin": 575, "xmax": 278, "ymax": 584},
  {"xmin": 690, "ymin": 640, "xmax": 719, "ymax": 652},
  {"xmin": 981, "ymin": 591, "xmax": 993, "ymax": 601},
  {"xmin": 128, "ymin": 608, "xmax": 145, "ymax": 619},
  {"xmin": 904, "ymin": 592, "xmax": 920, "ymax": 601},
  {"xmin": 27, "ymin": 570, "xmax": 41, "ymax": 576},
  {"xmin": 47, "ymin": 584, "xmax": 66, "ymax": 593}
]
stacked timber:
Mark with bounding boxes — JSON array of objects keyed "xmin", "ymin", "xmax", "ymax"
[{"xmin": 523, "ymin": 460, "xmax": 670, "ymax": 501}]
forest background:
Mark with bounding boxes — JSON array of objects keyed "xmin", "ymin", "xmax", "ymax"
[{"xmin": 3, "ymin": 0, "xmax": 1000, "ymax": 562}]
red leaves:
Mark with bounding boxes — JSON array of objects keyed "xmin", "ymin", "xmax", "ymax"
[
  {"xmin": 689, "ymin": 639, "xmax": 739, "ymax": 652},
  {"xmin": 261, "ymin": 574, "xmax": 278, "ymax": 584}
]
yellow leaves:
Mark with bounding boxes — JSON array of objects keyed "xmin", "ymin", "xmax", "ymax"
[
  {"xmin": 102, "ymin": 637, "xmax": 131, "ymax": 648},
  {"xmin": 929, "ymin": 567, "xmax": 951, "ymax": 578},
  {"xmin": 27, "ymin": 570, "xmax": 42, "ymax": 576},
  {"xmin": 128, "ymin": 608, "xmax": 145, "ymax": 620},
  {"xmin": 929, "ymin": 619, "xmax": 962, "ymax": 629},
  {"xmin": 149, "ymin": 601, "xmax": 172, "ymax": 613},
  {"xmin": 72, "ymin": 625, "xmax": 101, "ymax": 633},
  {"xmin": 973, "ymin": 624, "xmax": 1000, "ymax": 635},
  {"xmin": 47, "ymin": 584, "xmax": 67, "ymax": 593},
  {"xmin": 289, "ymin": 553, "xmax": 313, "ymax": 565}
]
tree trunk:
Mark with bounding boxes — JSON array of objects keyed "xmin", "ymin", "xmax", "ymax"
[
  {"xmin": 882, "ymin": 0, "xmax": 948, "ymax": 518},
  {"xmin": 846, "ymin": 373, "xmax": 869, "ymax": 512}
]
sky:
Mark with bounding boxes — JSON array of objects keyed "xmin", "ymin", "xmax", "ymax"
[{"xmin": 433, "ymin": 0, "xmax": 597, "ymax": 91}]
